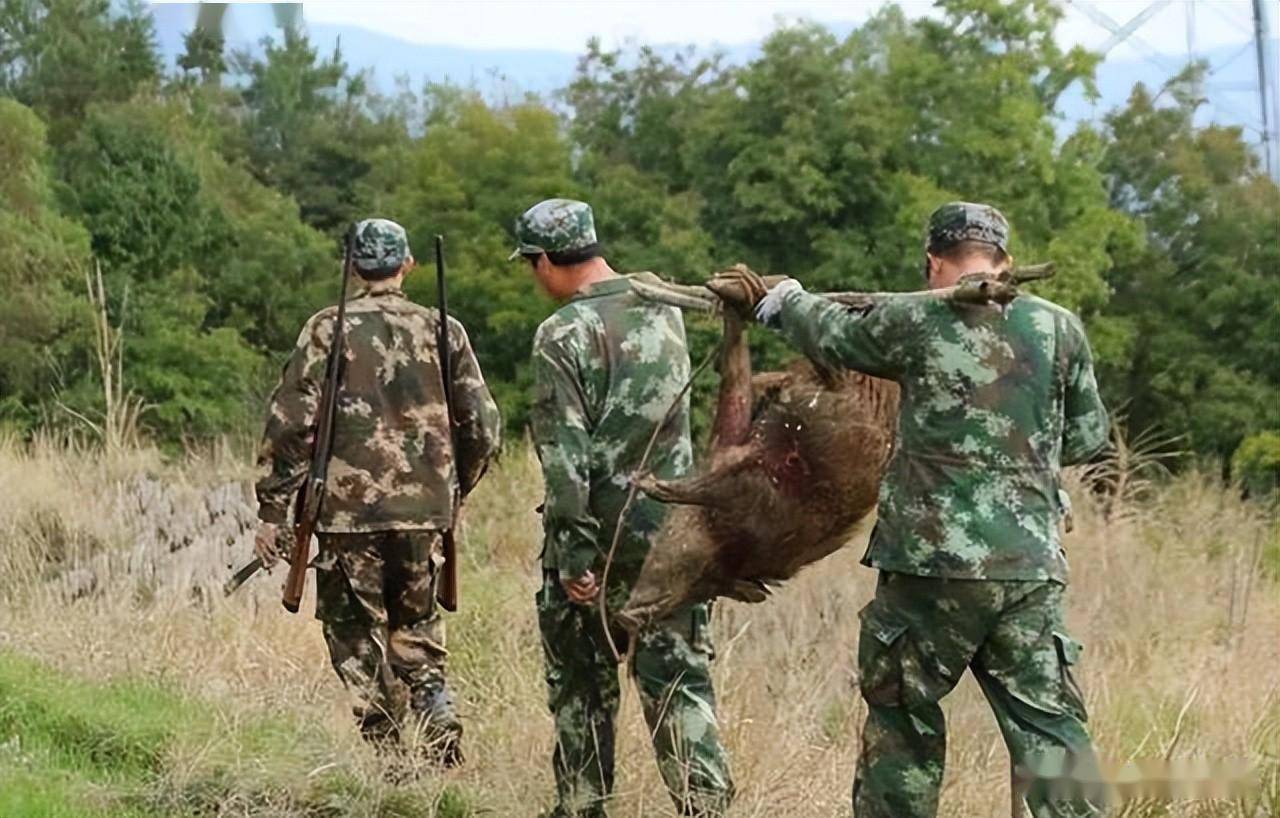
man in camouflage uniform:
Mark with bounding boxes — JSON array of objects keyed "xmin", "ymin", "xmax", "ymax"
[
  {"xmin": 512, "ymin": 199, "xmax": 734, "ymax": 818},
  {"xmin": 254, "ymin": 218, "xmax": 501, "ymax": 764},
  {"xmin": 717, "ymin": 203, "xmax": 1109, "ymax": 817}
]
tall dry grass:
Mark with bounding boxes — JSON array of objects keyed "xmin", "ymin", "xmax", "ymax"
[{"xmin": 0, "ymin": 435, "xmax": 1275, "ymax": 817}]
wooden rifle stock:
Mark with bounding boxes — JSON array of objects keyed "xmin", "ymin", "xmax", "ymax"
[
  {"xmin": 282, "ymin": 514, "xmax": 313, "ymax": 613},
  {"xmin": 438, "ymin": 529, "xmax": 458, "ymax": 612},
  {"xmin": 435, "ymin": 234, "xmax": 459, "ymax": 612}
]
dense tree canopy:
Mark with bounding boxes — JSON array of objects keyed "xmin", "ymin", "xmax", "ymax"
[
  {"xmin": 0, "ymin": 0, "xmax": 1274, "ymax": 472},
  {"xmin": 1096, "ymin": 68, "xmax": 1280, "ymax": 462},
  {"xmin": 0, "ymin": 98, "xmax": 90, "ymax": 428},
  {"xmin": 0, "ymin": 0, "xmax": 159, "ymax": 142}
]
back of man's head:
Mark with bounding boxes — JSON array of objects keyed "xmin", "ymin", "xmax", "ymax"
[
  {"xmin": 932, "ymin": 238, "xmax": 1008, "ymax": 267},
  {"xmin": 925, "ymin": 201, "xmax": 1011, "ymax": 271},
  {"xmin": 352, "ymin": 218, "xmax": 411, "ymax": 280}
]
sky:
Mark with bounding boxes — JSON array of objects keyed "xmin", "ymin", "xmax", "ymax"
[{"xmin": 296, "ymin": 0, "xmax": 1271, "ymax": 60}]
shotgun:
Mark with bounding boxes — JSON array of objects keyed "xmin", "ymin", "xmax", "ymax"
[
  {"xmin": 225, "ymin": 228, "xmax": 356, "ymax": 602},
  {"xmin": 435, "ymin": 234, "xmax": 460, "ymax": 612},
  {"xmin": 281, "ymin": 224, "xmax": 355, "ymax": 612}
]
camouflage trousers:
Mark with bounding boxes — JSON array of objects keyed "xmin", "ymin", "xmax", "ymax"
[
  {"xmin": 315, "ymin": 530, "xmax": 454, "ymax": 746},
  {"xmin": 853, "ymin": 572, "xmax": 1103, "ymax": 818},
  {"xmin": 536, "ymin": 571, "xmax": 734, "ymax": 817}
]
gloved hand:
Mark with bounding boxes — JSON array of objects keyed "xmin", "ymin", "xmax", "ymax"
[
  {"xmin": 707, "ymin": 264, "xmax": 770, "ymax": 317},
  {"xmin": 754, "ymin": 278, "xmax": 803, "ymax": 326}
]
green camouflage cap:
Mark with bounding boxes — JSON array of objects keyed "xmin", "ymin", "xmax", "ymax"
[
  {"xmin": 352, "ymin": 218, "xmax": 410, "ymax": 275},
  {"xmin": 926, "ymin": 201, "xmax": 1010, "ymax": 253},
  {"xmin": 508, "ymin": 198, "xmax": 598, "ymax": 260}
]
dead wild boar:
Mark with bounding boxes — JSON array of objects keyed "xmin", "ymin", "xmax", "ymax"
[
  {"xmin": 615, "ymin": 278, "xmax": 899, "ymax": 630},
  {"xmin": 615, "ymin": 265, "xmax": 1052, "ymax": 629}
]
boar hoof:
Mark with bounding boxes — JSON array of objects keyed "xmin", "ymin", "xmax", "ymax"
[
  {"xmin": 632, "ymin": 474, "xmax": 689, "ymax": 504},
  {"xmin": 614, "ymin": 609, "xmax": 643, "ymax": 634}
]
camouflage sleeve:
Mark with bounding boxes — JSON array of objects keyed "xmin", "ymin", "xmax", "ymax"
[
  {"xmin": 774, "ymin": 287, "xmax": 916, "ymax": 380},
  {"xmin": 1061, "ymin": 319, "xmax": 1109, "ymax": 466},
  {"xmin": 529, "ymin": 324, "xmax": 600, "ymax": 580},
  {"xmin": 448, "ymin": 318, "xmax": 502, "ymax": 497},
  {"xmin": 255, "ymin": 319, "xmax": 327, "ymax": 525}
]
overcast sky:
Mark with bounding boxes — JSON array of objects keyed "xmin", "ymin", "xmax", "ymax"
[{"xmin": 296, "ymin": 0, "xmax": 1271, "ymax": 58}]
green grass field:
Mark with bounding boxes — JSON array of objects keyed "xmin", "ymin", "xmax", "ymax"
[{"xmin": 0, "ymin": 651, "xmax": 490, "ymax": 817}]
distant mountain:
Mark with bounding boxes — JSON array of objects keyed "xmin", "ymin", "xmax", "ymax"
[
  {"xmin": 150, "ymin": 4, "xmax": 581, "ymax": 98},
  {"xmin": 147, "ymin": 5, "xmax": 1272, "ymax": 138},
  {"xmin": 305, "ymin": 23, "xmax": 582, "ymax": 99}
]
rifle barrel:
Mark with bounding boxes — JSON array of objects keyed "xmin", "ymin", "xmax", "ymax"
[
  {"xmin": 223, "ymin": 557, "xmax": 263, "ymax": 596},
  {"xmin": 435, "ymin": 234, "xmax": 460, "ymax": 613}
]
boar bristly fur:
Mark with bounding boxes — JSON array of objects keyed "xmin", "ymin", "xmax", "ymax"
[{"xmin": 619, "ymin": 312, "xmax": 898, "ymax": 629}]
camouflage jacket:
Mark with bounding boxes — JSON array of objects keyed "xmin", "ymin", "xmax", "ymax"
[
  {"xmin": 775, "ymin": 287, "xmax": 1108, "ymax": 582},
  {"xmin": 256, "ymin": 282, "xmax": 501, "ymax": 532},
  {"xmin": 530, "ymin": 274, "xmax": 694, "ymax": 581}
]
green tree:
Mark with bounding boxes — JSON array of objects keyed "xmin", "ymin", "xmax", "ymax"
[
  {"xmin": 369, "ymin": 87, "xmax": 581, "ymax": 428},
  {"xmin": 564, "ymin": 3, "xmax": 1132, "ymax": 314},
  {"xmin": 1234, "ymin": 432, "xmax": 1280, "ymax": 499},
  {"xmin": 55, "ymin": 97, "xmax": 335, "ymax": 441},
  {"xmin": 561, "ymin": 0, "xmax": 1141, "ymax": 422},
  {"xmin": 0, "ymin": 98, "xmax": 91, "ymax": 431},
  {"xmin": 0, "ymin": 0, "xmax": 1271, "ymax": 461},
  {"xmin": 0, "ymin": 0, "xmax": 158, "ymax": 142},
  {"xmin": 176, "ymin": 24, "xmax": 226, "ymax": 85},
  {"xmin": 566, "ymin": 39, "xmax": 725, "ymax": 188},
  {"xmin": 228, "ymin": 29, "xmax": 406, "ymax": 239},
  {"xmin": 1100, "ymin": 67, "xmax": 1280, "ymax": 461}
]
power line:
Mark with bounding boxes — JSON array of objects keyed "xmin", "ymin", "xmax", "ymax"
[
  {"xmin": 1067, "ymin": 0, "xmax": 1179, "ymax": 71},
  {"xmin": 1062, "ymin": 0, "xmax": 1279, "ymax": 181}
]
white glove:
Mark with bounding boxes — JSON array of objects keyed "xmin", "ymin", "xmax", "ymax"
[{"xmin": 754, "ymin": 278, "xmax": 803, "ymax": 326}]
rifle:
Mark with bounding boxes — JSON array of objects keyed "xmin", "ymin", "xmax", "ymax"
[
  {"xmin": 435, "ymin": 234, "xmax": 460, "ymax": 612},
  {"xmin": 223, "ymin": 557, "xmax": 262, "ymax": 596},
  {"xmin": 280, "ymin": 225, "xmax": 355, "ymax": 612},
  {"xmin": 225, "ymin": 227, "xmax": 355, "ymax": 604}
]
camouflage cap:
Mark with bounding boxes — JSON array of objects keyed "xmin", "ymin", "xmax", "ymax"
[
  {"xmin": 508, "ymin": 198, "xmax": 598, "ymax": 261},
  {"xmin": 926, "ymin": 202, "xmax": 1009, "ymax": 253},
  {"xmin": 352, "ymin": 218, "xmax": 411, "ymax": 275}
]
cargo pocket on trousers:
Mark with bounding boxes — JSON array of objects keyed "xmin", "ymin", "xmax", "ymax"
[
  {"xmin": 1052, "ymin": 631, "xmax": 1089, "ymax": 722},
  {"xmin": 857, "ymin": 602, "xmax": 910, "ymax": 708}
]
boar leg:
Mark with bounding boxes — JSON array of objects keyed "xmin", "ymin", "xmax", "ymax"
[
  {"xmin": 710, "ymin": 310, "xmax": 752, "ymax": 450},
  {"xmin": 634, "ymin": 443, "xmax": 757, "ymax": 507},
  {"xmin": 635, "ymin": 310, "xmax": 756, "ymax": 508}
]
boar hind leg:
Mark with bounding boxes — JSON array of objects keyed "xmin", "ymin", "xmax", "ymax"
[
  {"xmin": 710, "ymin": 311, "xmax": 752, "ymax": 450},
  {"xmin": 634, "ymin": 444, "xmax": 756, "ymax": 507}
]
